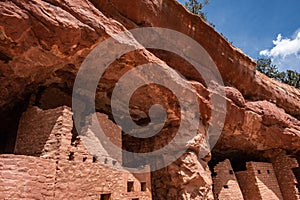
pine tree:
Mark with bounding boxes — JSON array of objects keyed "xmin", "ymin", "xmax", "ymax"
[
  {"xmin": 184, "ymin": 0, "xmax": 209, "ymax": 21},
  {"xmin": 257, "ymin": 58, "xmax": 300, "ymax": 89}
]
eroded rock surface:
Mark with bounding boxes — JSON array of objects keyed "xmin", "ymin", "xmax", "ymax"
[{"xmin": 1, "ymin": 0, "xmax": 300, "ymax": 199}]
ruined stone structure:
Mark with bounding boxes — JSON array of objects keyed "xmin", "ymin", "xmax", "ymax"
[
  {"xmin": 1, "ymin": 106, "xmax": 151, "ymax": 199},
  {"xmin": 272, "ymin": 154, "xmax": 300, "ymax": 200},
  {"xmin": 213, "ymin": 159, "xmax": 244, "ymax": 200},
  {"xmin": 1, "ymin": 0, "xmax": 300, "ymax": 199},
  {"xmin": 236, "ymin": 162, "xmax": 283, "ymax": 200},
  {"xmin": 213, "ymin": 158, "xmax": 300, "ymax": 200},
  {"xmin": 3, "ymin": 103, "xmax": 298, "ymax": 199}
]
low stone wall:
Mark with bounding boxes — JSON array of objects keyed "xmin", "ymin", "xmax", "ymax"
[
  {"xmin": 0, "ymin": 154, "xmax": 56, "ymax": 200},
  {"xmin": 0, "ymin": 154, "xmax": 152, "ymax": 199}
]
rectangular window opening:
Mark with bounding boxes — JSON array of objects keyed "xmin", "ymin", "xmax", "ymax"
[
  {"xmin": 141, "ymin": 182, "xmax": 147, "ymax": 191},
  {"xmin": 68, "ymin": 152, "xmax": 74, "ymax": 161},
  {"xmin": 93, "ymin": 156, "xmax": 97, "ymax": 163},
  {"xmin": 127, "ymin": 181, "xmax": 134, "ymax": 192},
  {"xmin": 257, "ymin": 170, "xmax": 261, "ymax": 174},
  {"xmin": 100, "ymin": 193, "xmax": 111, "ymax": 200},
  {"xmin": 223, "ymin": 185, "xmax": 229, "ymax": 189}
]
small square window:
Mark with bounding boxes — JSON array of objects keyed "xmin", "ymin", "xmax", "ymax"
[
  {"xmin": 141, "ymin": 182, "xmax": 147, "ymax": 191},
  {"xmin": 68, "ymin": 152, "xmax": 74, "ymax": 161},
  {"xmin": 100, "ymin": 193, "xmax": 111, "ymax": 200},
  {"xmin": 223, "ymin": 185, "xmax": 229, "ymax": 189},
  {"xmin": 127, "ymin": 181, "xmax": 134, "ymax": 192},
  {"xmin": 257, "ymin": 170, "xmax": 261, "ymax": 174},
  {"xmin": 112, "ymin": 160, "xmax": 117, "ymax": 166},
  {"xmin": 93, "ymin": 156, "xmax": 97, "ymax": 163},
  {"xmin": 267, "ymin": 170, "xmax": 270, "ymax": 174},
  {"xmin": 229, "ymin": 170, "xmax": 233, "ymax": 174}
]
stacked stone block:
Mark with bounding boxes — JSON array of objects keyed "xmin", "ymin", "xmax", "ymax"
[
  {"xmin": 272, "ymin": 154, "xmax": 300, "ymax": 200},
  {"xmin": 1, "ymin": 106, "xmax": 151, "ymax": 199},
  {"xmin": 213, "ymin": 159, "xmax": 244, "ymax": 200}
]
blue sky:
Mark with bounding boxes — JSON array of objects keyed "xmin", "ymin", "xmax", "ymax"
[{"xmin": 178, "ymin": 0, "xmax": 300, "ymax": 72}]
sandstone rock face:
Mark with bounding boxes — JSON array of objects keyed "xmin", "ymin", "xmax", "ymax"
[
  {"xmin": 0, "ymin": 0, "xmax": 300, "ymax": 199},
  {"xmin": 93, "ymin": 0, "xmax": 300, "ymax": 117}
]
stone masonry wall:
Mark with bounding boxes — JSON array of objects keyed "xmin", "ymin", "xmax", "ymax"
[
  {"xmin": 236, "ymin": 169, "xmax": 261, "ymax": 200},
  {"xmin": 55, "ymin": 161, "xmax": 151, "ymax": 199},
  {"xmin": 0, "ymin": 154, "xmax": 56, "ymax": 200},
  {"xmin": 80, "ymin": 112, "xmax": 123, "ymax": 166},
  {"xmin": 14, "ymin": 106, "xmax": 69, "ymax": 157},
  {"xmin": 213, "ymin": 159, "xmax": 244, "ymax": 200},
  {"xmin": 236, "ymin": 162, "xmax": 284, "ymax": 200},
  {"xmin": 1, "ymin": 106, "xmax": 151, "ymax": 199},
  {"xmin": 272, "ymin": 154, "xmax": 300, "ymax": 200},
  {"xmin": 0, "ymin": 154, "xmax": 151, "ymax": 200},
  {"xmin": 249, "ymin": 162, "xmax": 283, "ymax": 200}
]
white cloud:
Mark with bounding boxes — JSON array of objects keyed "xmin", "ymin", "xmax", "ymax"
[
  {"xmin": 259, "ymin": 29, "xmax": 300, "ymax": 71},
  {"xmin": 260, "ymin": 32, "xmax": 300, "ymax": 57},
  {"xmin": 271, "ymin": 54, "xmax": 300, "ymax": 71}
]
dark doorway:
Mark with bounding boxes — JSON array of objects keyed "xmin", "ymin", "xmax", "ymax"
[
  {"xmin": 127, "ymin": 181, "xmax": 134, "ymax": 192},
  {"xmin": 141, "ymin": 182, "xmax": 147, "ymax": 191},
  {"xmin": 100, "ymin": 193, "xmax": 111, "ymax": 200}
]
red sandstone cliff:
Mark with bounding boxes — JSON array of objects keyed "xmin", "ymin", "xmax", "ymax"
[{"xmin": 0, "ymin": 0, "xmax": 300, "ymax": 199}]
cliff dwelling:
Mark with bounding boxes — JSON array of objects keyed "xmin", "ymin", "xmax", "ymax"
[{"xmin": 0, "ymin": 0, "xmax": 300, "ymax": 199}]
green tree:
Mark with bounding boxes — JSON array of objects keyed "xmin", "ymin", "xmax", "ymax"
[
  {"xmin": 256, "ymin": 58, "xmax": 279, "ymax": 79},
  {"xmin": 184, "ymin": 0, "xmax": 209, "ymax": 21},
  {"xmin": 256, "ymin": 57, "xmax": 300, "ymax": 89},
  {"xmin": 285, "ymin": 70, "xmax": 300, "ymax": 88},
  {"xmin": 276, "ymin": 71, "xmax": 286, "ymax": 83}
]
